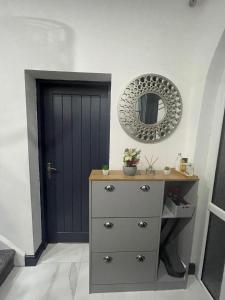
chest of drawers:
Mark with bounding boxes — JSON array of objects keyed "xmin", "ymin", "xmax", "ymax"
[{"xmin": 89, "ymin": 170, "xmax": 199, "ymax": 293}]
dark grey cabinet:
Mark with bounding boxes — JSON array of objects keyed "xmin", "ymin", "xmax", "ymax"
[
  {"xmin": 92, "ymin": 181, "xmax": 164, "ymax": 217},
  {"xmin": 89, "ymin": 170, "xmax": 198, "ymax": 293},
  {"xmin": 92, "ymin": 251, "xmax": 157, "ymax": 284}
]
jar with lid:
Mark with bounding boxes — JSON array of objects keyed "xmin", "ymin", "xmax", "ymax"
[{"xmin": 180, "ymin": 158, "xmax": 188, "ymax": 172}]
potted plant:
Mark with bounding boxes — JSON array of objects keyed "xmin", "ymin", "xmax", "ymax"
[
  {"xmin": 123, "ymin": 148, "xmax": 141, "ymax": 176},
  {"xmin": 102, "ymin": 164, "xmax": 109, "ymax": 175},
  {"xmin": 164, "ymin": 166, "xmax": 171, "ymax": 175}
]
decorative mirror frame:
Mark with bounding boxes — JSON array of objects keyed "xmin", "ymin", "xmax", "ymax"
[{"xmin": 118, "ymin": 73, "xmax": 183, "ymax": 143}]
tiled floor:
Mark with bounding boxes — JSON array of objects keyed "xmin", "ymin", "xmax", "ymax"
[{"xmin": 0, "ymin": 244, "xmax": 212, "ymax": 300}]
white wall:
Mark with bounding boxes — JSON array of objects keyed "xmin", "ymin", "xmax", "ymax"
[
  {"xmin": 1, "ymin": 0, "xmax": 225, "ymax": 262},
  {"xmin": 0, "ymin": 13, "xmax": 75, "ymax": 255},
  {"xmin": 25, "ymin": 72, "xmax": 42, "ymax": 252}
]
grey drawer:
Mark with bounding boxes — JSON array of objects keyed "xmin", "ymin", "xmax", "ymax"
[
  {"xmin": 91, "ymin": 181, "xmax": 164, "ymax": 217},
  {"xmin": 91, "ymin": 251, "xmax": 157, "ymax": 284},
  {"xmin": 92, "ymin": 217, "xmax": 160, "ymax": 252}
]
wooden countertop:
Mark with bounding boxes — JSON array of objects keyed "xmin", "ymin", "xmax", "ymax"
[{"xmin": 89, "ymin": 169, "xmax": 199, "ymax": 181}]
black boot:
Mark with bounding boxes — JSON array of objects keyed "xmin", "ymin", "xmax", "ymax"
[
  {"xmin": 160, "ymin": 241, "xmax": 186, "ymax": 278},
  {"xmin": 160, "ymin": 219, "xmax": 186, "ymax": 278}
]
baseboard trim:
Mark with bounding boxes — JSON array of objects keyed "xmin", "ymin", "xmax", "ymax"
[
  {"xmin": 25, "ymin": 241, "xmax": 47, "ymax": 266},
  {"xmin": 188, "ymin": 263, "xmax": 196, "ymax": 275}
]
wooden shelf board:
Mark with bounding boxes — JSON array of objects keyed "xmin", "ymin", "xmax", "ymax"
[{"xmin": 89, "ymin": 169, "xmax": 199, "ymax": 182}]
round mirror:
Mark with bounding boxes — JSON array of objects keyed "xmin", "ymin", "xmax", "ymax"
[
  {"xmin": 136, "ymin": 93, "xmax": 166, "ymax": 124},
  {"xmin": 118, "ymin": 74, "xmax": 182, "ymax": 143}
]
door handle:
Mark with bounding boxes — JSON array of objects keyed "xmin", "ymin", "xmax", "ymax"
[
  {"xmin": 47, "ymin": 162, "xmax": 57, "ymax": 179},
  {"xmin": 104, "ymin": 221, "xmax": 114, "ymax": 229},
  {"xmin": 103, "ymin": 256, "xmax": 112, "ymax": 263},
  {"xmin": 138, "ymin": 221, "xmax": 148, "ymax": 228},
  {"xmin": 104, "ymin": 185, "xmax": 115, "ymax": 192},
  {"xmin": 136, "ymin": 255, "xmax": 145, "ymax": 263}
]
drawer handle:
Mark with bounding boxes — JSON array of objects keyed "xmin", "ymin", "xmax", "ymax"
[
  {"xmin": 136, "ymin": 255, "xmax": 145, "ymax": 263},
  {"xmin": 139, "ymin": 185, "xmax": 150, "ymax": 192},
  {"xmin": 103, "ymin": 256, "xmax": 112, "ymax": 263},
  {"xmin": 138, "ymin": 221, "xmax": 148, "ymax": 228},
  {"xmin": 104, "ymin": 221, "xmax": 114, "ymax": 229},
  {"xmin": 104, "ymin": 185, "xmax": 115, "ymax": 192}
]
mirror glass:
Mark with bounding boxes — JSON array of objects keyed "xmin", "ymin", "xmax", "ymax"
[
  {"xmin": 136, "ymin": 93, "xmax": 165, "ymax": 124},
  {"xmin": 118, "ymin": 73, "xmax": 182, "ymax": 143}
]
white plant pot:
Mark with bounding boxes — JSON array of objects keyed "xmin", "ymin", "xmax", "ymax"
[
  {"xmin": 164, "ymin": 169, "xmax": 171, "ymax": 175},
  {"xmin": 102, "ymin": 169, "xmax": 109, "ymax": 176}
]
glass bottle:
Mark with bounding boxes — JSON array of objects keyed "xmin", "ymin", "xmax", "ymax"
[
  {"xmin": 175, "ymin": 153, "xmax": 182, "ymax": 172},
  {"xmin": 186, "ymin": 163, "xmax": 194, "ymax": 176}
]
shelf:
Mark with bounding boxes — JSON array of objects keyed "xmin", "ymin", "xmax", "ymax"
[
  {"xmin": 162, "ymin": 205, "xmax": 176, "ymax": 218},
  {"xmin": 162, "ymin": 203, "xmax": 194, "ymax": 219},
  {"xmin": 157, "ymin": 261, "xmax": 186, "ymax": 283}
]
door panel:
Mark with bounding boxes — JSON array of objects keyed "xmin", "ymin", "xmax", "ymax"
[
  {"xmin": 40, "ymin": 82, "xmax": 110, "ymax": 242},
  {"xmin": 72, "ymin": 95, "xmax": 82, "ymax": 233},
  {"xmin": 81, "ymin": 95, "xmax": 91, "ymax": 233},
  {"xmin": 53, "ymin": 95, "xmax": 64, "ymax": 234},
  {"xmin": 212, "ymin": 114, "xmax": 225, "ymax": 211},
  {"xmin": 202, "ymin": 213, "xmax": 225, "ymax": 300},
  {"xmin": 202, "ymin": 109, "xmax": 225, "ymax": 300}
]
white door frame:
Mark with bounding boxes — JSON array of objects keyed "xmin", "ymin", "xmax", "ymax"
[{"xmin": 198, "ymin": 69, "xmax": 225, "ymax": 299}]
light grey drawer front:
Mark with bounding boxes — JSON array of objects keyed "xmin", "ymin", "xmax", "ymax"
[
  {"xmin": 92, "ymin": 217, "xmax": 160, "ymax": 252},
  {"xmin": 91, "ymin": 181, "xmax": 164, "ymax": 217},
  {"xmin": 91, "ymin": 251, "xmax": 157, "ymax": 284}
]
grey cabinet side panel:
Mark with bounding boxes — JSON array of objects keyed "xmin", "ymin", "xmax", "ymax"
[{"xmin": 89, "ymin": 181, "xmax": 92, "ymax": 292}]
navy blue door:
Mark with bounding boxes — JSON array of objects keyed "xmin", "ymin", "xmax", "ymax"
[{"xmin": 40, "ymin": 82, "xmax": 110, "ymax": 242}]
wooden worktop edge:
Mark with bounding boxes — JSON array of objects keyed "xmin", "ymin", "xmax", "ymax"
[{"xmin": 89, "ymin": 169, "xmax": 199, "ymax": 182}]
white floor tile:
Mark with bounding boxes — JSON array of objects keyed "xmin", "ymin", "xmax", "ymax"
[
  {"xmin": 81, "ymin": 244, "xmax": 89, "ymax": 263},
  {"xmin": 0, "ymin": 244, "xmax": 212, "ymax": 300},
  {"xmin": 0, "ymin": 262, "xmax": 80, "ymax": 300},
  {"xmin": 39, "ymin": 243, "xmax": 86, "ymax": 264},
  {"xmin": 75, "ymin": 262, "xmax": 104, "ymax": 300}
]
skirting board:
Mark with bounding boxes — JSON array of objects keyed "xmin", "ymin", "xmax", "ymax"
[{"xmin": 25, "ymin": 241, "xmax": 47, "ymax": 266}]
